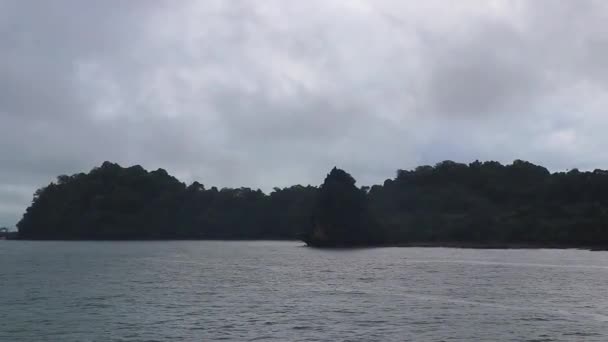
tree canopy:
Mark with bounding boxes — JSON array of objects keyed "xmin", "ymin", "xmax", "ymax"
[
  {"xmin": 17, "ymin": 162, "xmax": 316, "ymax": 240},
  {"xmin": 15, "ymin": 160, "xmax": 608, "ymax": 248},
  {"xmin": 303, "ymin": 167, "xmax": 378, "ymax": 246}
]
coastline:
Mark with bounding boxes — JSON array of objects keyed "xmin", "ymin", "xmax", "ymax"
[
  {"xmin": 388, "ymin": 241, "xmax": 608, "ymax": 251},
  {"xmin": 305, "ymin": 240, "xmax": 608, "ymax": 251},
  {"xmin": 9, "ymin": 237, "xmax": 608, "ymax": 251}
]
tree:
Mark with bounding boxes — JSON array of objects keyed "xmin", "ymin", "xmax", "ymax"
[
  {"xmin": 303, "ymin": 167, "xmax": 379, "ymax": 247},
  {"xmin": 16, "ymin": 159, "xmax": 608, "ymax": 248}
]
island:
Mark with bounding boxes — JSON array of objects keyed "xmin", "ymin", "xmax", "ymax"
[{"xmin": 14, "ymin": 160, "xmax": 608, "ymax": 249}]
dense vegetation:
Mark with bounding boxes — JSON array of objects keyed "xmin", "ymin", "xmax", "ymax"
[
  {"xmin": 16, "ymin": 160, "xmax": 608, "ymax": 248},
  {"xmin": 18, "ymin": 162, "xmax": 316, "ymax": 240},
  {"xmin": 303, "ymin": 168, "xmax": 380, "ymax": 246},
  {"xmin": 369, "ymin": 160, "xmax": 608, "ymax": 247}
]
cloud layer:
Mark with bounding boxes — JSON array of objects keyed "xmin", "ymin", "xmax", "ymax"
[{"xmin": 2, "ymin": 0, "xmax": 608, "ymax": 226}]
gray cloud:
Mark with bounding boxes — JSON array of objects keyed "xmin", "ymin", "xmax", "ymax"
[{"xmin": 2, "ymin": 0, "xmax": 608, "ymax": 227}]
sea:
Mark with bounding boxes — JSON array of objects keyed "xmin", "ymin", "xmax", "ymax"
[{"xmin": 2, "ymin": 241, "xmax": 608, "ymax": 341}]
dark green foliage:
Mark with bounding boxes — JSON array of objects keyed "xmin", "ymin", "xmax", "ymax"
[
  {"xmin": 17, "ymin": 162, "xmax": 317, "ymax": 240},
  {"xmin": 18, "ymin": 162, "xmax": 187, "ymax": 239},
  {"xmin": 15, "ymin": 160, "xmax": 608, "ymax": 248},
  {"xmin": 369, "ymin": 160, "xmax": 608, "ymax": 247},
  {"xmin": 304, "ymin": 167, "xmax": 379, "ymax": 246}
]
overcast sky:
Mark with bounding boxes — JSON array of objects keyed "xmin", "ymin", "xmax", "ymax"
[{"xmin": 2, "ymin": 1, "xmax": 608, "ymax": 227}]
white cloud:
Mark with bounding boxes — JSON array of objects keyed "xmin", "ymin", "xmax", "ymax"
[{"xmin": 2, "ymin": 0, "xmax": 608, "ymax": 226}]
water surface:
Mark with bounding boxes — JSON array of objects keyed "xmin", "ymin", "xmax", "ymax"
[{"xmin": 2, "ymin": 241, "xmax": 608, "ymax": 341}]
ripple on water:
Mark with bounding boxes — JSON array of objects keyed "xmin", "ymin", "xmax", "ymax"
[{"xmin": 2, "ymin": 241, "xmax": 608, "ymax": 342}]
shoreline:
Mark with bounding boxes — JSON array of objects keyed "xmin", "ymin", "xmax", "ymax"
[
  {"xmin": 387, "ymin": 242, "xmax": 608, "ymax": 251},
  {"xmin": 306, "ymin": 241, "xmax": 608, "ymax": 251},
  {"xmin": 6, "ymin": 237, "xmax": 301, "ymax": 242},
  {"xmin": 7, "ymin": 238, "xmax": 608, "ymax": 251}
]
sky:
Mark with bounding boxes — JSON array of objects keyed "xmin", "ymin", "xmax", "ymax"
[{"xmin": 2, "ymin": 0, "xmax": 608, "ymax": 227}]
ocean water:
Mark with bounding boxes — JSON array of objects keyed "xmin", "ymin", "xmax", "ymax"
[{"xmin": 1, "ymin": 241, "xmax": 608, "ymax": 341}]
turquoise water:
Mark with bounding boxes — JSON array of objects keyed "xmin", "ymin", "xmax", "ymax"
[{"xmin": 2, "ymin": 241, "xmax": 608, "ymax": 341}]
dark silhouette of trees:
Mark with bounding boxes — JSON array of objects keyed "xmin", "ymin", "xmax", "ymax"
[
  {"xmin": 15, "ymin": 160, "xmax": 608, "ymax": 248},
  {"xmin": 18, "ymin": 162, "xmax": 186, "ymax": 239},
  {"xmin": 368, "ymin": 160, "xmax": 608, "ymax": 247},
  {"xmin": 303, "ymin": 167, "xmax": 379, "ymax": 247},
  {"xmin": 17, "ymin": 162, "xmax": 318, "ymax": 240}
]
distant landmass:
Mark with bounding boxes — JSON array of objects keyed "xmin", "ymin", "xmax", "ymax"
[
  {"xmin": 0, "ymin": 227, "xmax": 17, "ymax": 240},
  {"xmin": 14, "ymin": 160, "xmax": 608, "ymax": 249}
]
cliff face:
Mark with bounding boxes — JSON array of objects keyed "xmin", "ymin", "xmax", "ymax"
[
  {"xmin": 303, "ymin": 223, "xmax": 332, "ymax": 247},
  {"xmin": 311, "ymin": 224, "xmax": 329, "ymax": 243},
  {"xmin": 303, "ymin": 220, "xmax": 380, "ymax": 247},
  {"xmin": 302, "ymin": 167, "xmax": 380, "ymax": 248}
]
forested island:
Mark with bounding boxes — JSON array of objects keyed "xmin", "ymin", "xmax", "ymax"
[{"xmin": 15, "ymin": 160, "xmax": 608, "ymax": 249}]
